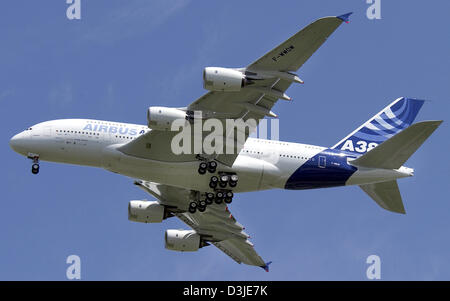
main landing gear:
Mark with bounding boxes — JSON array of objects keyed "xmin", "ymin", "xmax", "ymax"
[
  {"xmin": 213, "ymin": 191, "xmax": 233, "ymax": 204},
  {"xmin": 188, "ymin": 190, "xmax": 235, "ymax": 214},
  {"xmin": 190, "ymin": 158, "xmax": 238, "ymax": 214},
  {"xmin": 198, "ymin": 161, "xmax": 217, "ymax": 174},
  {"xmin": 208, "ymin": 174, "xmax": 238, "ymax": 189}
]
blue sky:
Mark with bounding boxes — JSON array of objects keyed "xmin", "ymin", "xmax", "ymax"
[{"xmin": 1, "ymin": 0, "xmax": 449, "ymax": 280}]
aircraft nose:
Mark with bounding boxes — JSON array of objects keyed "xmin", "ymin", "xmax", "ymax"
[{"xmin": 9, "ymin": 131, "xmax": 28, "ymax": 155}]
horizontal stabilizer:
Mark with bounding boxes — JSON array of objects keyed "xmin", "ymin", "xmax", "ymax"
[
  {"xmin": 351, "ymin": 120, "xmax": 443, "ymax": 169},
  {"xmin": 360, "ymin": 180, "xmax": 405, "ymax": 214}
]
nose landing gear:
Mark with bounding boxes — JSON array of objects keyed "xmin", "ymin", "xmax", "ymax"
[
  {"xmin": 31, "ymin": 163, "xmax": 39, "ymax": 174},
  {"xmin": 28, "ymin": 155, "xmax": 40, "ymax": 175}
]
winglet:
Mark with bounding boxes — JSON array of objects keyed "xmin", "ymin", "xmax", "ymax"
[
  {"xmin": 261, "ymin": 261, "xmax": 272, "ymax": 272},
  {"xmin": 337, "ymin": 12, "xmax": 353, "ymax": 23}
]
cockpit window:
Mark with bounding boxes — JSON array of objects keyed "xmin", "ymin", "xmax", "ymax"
[{"xmin": 25, "ymin": 127, "xmax": 32, "ymax": 131}]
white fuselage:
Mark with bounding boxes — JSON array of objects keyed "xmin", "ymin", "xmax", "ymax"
[{"xmin": 9, "ymin": 119, "xmax": 413, "ymax": 193}]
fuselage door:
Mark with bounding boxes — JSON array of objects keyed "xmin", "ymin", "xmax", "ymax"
[{"xmin": 318, "ymin": 155, "xmax": 326, "ymax": 168}]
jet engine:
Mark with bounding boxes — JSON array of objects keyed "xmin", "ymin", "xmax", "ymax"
[
  {"xmin": 128, "ymin": 200, "xmax": 165, "ymax": 223},
  {"xmin": 203, "ymin": 67, "xmax": 248, "ymax": 92},
  {"xmin": 164, "ymin": 229, "xmax": 202, "ymax": 252},
  {"xmin": 147, "ymin": 107, "xmax": 188, "ymax": 131}
]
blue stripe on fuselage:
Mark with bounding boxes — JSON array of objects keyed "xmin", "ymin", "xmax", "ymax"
[{"xmin": 284, "ymin": 149, "xmax": 357, "ymax": 190}]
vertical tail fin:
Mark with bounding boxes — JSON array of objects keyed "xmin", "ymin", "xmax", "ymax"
[{"xmin": 331, "ymin": 97, "xmax": 425, "ymax": 154}]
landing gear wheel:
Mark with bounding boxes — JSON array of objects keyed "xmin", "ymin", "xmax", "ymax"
[
  {"xmin": 30, "ymin": 156, "xmax": 40, "ymax": 175},
  {"xmin": 224, "ymin": 191, "xmax": 233, "ymax": 204},
  {"xmin": 209, "ymin": 176, "xmax": 218, "ymax": 189},
  {"xmin": 207, "ymin": 161, "xmax": 217, "ymax": 173},
  {"xmin": 188, "ymin": 202, "xmax": 197, "ymax": 214},
  {"xmin": 219, "ymin": 175, "xmax": 229, "ymax": 188},
  {"xmin": 198, "ymin": 162, "xmax": 207, "ymax": 175},
  {"xmin": 205, "ymin": 193, "xmax": 214, "ymax": 205},
  {"xmin": 229, "ymin": 174, "xmax": 238, "ymax": 187},
  {"xmin": 31, "ymin": 163, "xmax": 39, "ymax": 175},
  {"xmin": 215, "ymin": 192, "xmax": 224, "ymax": 204},
  {"xmin": 198, "ymin": 200, "xmax": 207, "ymax": 212}
]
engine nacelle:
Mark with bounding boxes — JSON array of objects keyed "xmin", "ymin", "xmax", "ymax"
[
  {"xmin": 128, "ymin": 200, "xmax": 165, "ymax": 223},
  {"xmin": 203, "ymin": 67, "xmax": 246, "ymax": 92},
  {"xmin": 165, "ymin": 229, "xmax": 201, "ymax": 252},
  {"xmin": 147, "ymin": 107, "xmax": 187, "ymax": 131}
]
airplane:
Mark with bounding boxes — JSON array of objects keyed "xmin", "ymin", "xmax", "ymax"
[{"xmin": 9, "ymin": 13, "xmax": 442, "ymax": 272}]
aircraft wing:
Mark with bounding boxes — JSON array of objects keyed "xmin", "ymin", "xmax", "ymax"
[
  {"xmin": 134, "ymin": 180, "xmax": 269, "ymax": 269},
  {"xmin": 119, "ymin": 14, "xmax": 351, "ymax": 166},
  {"xmin": 246, "ymin": 13, "xmax": 351, "ymax": 72}
]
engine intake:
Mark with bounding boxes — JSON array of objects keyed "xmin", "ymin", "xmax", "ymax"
[
  {"xmin": 203, "ymin": 67, "xmax": 247, "ymax": 92},
  {"xmin": 128, "ymin": 200, "xmax": 165, "ymax": 223},
  {"xmin": 147, "ymin": 107, "xmax": 188, "ymax": 131},
  {"xmin": 164, "ymin": 229, "xmax": 201, "ymax": 252}
]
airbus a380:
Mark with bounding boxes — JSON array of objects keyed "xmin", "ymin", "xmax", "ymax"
[{"xmin": 9, "ymin": 13, "xmax": 442, "ymax": 271}]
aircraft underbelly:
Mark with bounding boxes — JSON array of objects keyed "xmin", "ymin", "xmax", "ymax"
[{"xmin": 101, "ymin": 147, "xmax": 267, "ymax": 193}]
